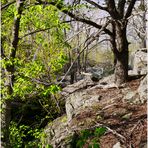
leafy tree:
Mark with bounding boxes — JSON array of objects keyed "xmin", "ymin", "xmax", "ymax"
[{"xmin": 1, "ymin": 0, "xmax": 69, "ymax": 147}]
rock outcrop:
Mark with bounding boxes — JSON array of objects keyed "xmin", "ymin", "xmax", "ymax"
[
  {"xmin": 129, "ymin": 49, "xmax": 147, "ymax": 75},
  {"xmin": 66, "ymin": 90, "xmax": 101, "ymax": 122},
  {"xmin": 43, "ymin": 73, "xmax": 147, "ymax": 148},
  {"xmin": 123, "ymin": 75, "xmax": 147, "ymax": 104},
  {"xmin": 44, "ymin": 115, "xmax": 74, "ymax": 148}
]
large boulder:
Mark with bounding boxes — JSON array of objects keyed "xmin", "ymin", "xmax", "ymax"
[
  {"xmin": 123, "ymin": 75, "xmax": 147, "ymax": 104},
  {"xmin": 61, "ymin": 77, "xmax": 96, "ymax": 97},
  {"xmin": 43, "ymin": 74, "xmax": 147, "ymax": 148},
  {"xmin": 85, "ymin": 67, "xmax": 104, "ymax": 81},
  {"xmin": 66, "ymin": 90, "xmax": 101, "ymax": 121},
  {"xmin": 137, "ymin": 75, "xmax": 147, "ymax": 103},
  {"xmin": 132, "ymin": 49, "xmax": 147, "ymax": 75},
  {"xmin": 43, "ymin": 115, "xmax": 74, "ymax": 148}
]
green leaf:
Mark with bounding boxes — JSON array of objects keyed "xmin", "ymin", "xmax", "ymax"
[
  {"xmin": 76, "ymin": 139, "xmax": 85, "ymax": 148},
  {"xmin": 94, "ymin": 127, "xmax": 107, "ymax": 137},
  {"xmin": 81, "ymin": 129, "xmax": 93, "ymax": 139},
  {"xmin": 46, "ymin": 144, "xmax": 53, "ymax": 148},
  {"xmin": 93, "ymin": 143, "xmax": 100, "ymax": 148}
]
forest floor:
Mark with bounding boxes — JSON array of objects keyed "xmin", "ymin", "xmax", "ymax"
[{"xmin": 70, "ymin": 78, "xmax": 147, "ymax": 148}]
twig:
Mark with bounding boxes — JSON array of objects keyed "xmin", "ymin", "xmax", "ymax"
[
  {"xmin": 101, "ymin": 103, "xmax": 117, "ymax": 110},
  {"xmin": 1, "ymin": 1, "xmax": 15, "ymax": 10},
  {"xmin": 17, "ymin": 115, "xmax": 23, "ymax": 126},
  {"xmin": 129, "ymin": 120, "xmax": 141, "ymax": 137},
  {"xmin": 38, "ymin": 100, "xmax": 54, "ymax": 119}
]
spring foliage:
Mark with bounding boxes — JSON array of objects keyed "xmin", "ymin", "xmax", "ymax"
[{"xmin": 2, "ymin": 0, "xmax": 70, "ymax": 146}]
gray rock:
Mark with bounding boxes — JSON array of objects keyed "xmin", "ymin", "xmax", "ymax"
[
  {"xmin": 123, "ymin": 75, "xmax": 147, "ymax": 104},
  {"xmin": 133, "ymin": 49, "xmax": 147, "ymax": 75},
  {"xmin": 61, "ymin": 77, "xmax": 95, "ymax": 97},
  {"xmin": 112, "ymin": 142, "xmax": 122, "ymax": 148},
  {"xmin": 99, "ymin": 74, "xmax": 115, "ymax": 85},
  {"xmin": 140, "ymin": 142, "xmax": 147, "ymax": 148},
  {"xmin": 66, "ymin": 90, "xmax": 101, "ymax": 121},
  {"xmin": 137, "ymin": 75, "xmax": 147, "ymax": 103},
  {"xmin": 44, "ymin": 115, "xmax": 74, "ymax": 148},
  {"xmin": 91, "ymin": 72, "xmax": 102, "ymax": 81}
]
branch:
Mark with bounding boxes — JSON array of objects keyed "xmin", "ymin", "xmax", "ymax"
[
  {"xmin": 31, "ymin": 78, "xmax": 52, "ymax": 86},
  {"xmin": 10, "ymin": 0, "xmax": 24, "ymax": 58},
  {"xmin": 1, "ymin": 45, "xmax": 6, "ymax": 58},
  {"xmin": 106, "ymin": 0, "xmax": 121, "ymax": 19},
  {"xmin": 36, "ymin": 0, "xmax": 113, "ymax": 36},
  {"xmin": 84, "ymin": 0, "xmax": 107, "ymax": 10},
  {"xmin": 1, "ymin": 1, "xmax": 15, "ymax": 10},
  {"xmin": 19, "ymin": 20, "xmax": 74, "ymax": 39},
  {"xmin": 125, "ymin": 0, "xmax": 137, "ymax": 18},
  {"xmin": 117, "ymin": 0, "xmax": 126, "ymax": 18},
  {"xmin": 65, "ymin": 26, "xmax": 93, "ymax": 43}
]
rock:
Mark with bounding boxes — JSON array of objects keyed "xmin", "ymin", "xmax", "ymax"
[
  {"xmin": 128, "ymin": 70, "xmax": 136, "ymax": 75},
  {"xmin": 84, "ymin": 67, "xmax": 104, "ymax": 81},
  {"xmin": 123, "ymin": 90, "xmax": 137, "ymax": 103},
  {"xmin": 61, "ymin": 77, "xmax": 96, "ymax": 97},
  {"xmin": 43, "ymin": 73, "xmax": 147, "ymax": 147},
  {"xmin": 91, "ymin": 72, "xmax": 102, "ymax": 81},
  {"xmin": 137, "ymin": 75, "xmax": 147, "ymax": 103},
  {"xmin": 133, "ymin": 49, "xmax": 147, "ymax": 75},
  {"xmin": 112, "ymin": 142, "xmax": 122, "ymax": 148},
  {"xmin": 66, "ymin": 90, "xmax": 101, "ymax": 121},
  {"xmin": 140, "ymin": 142, "xmax": 147, "ymax": 148},
  {"xmin": 99, "ymin": 74, "xmax": 115, "ymax": 85},
  {"xmin": 123, "ymin": 75, "xmax": 147, "ymax": 104},
  {"xmin": 44, "ymin": 115, "xmax": 75, "ymax": 148},
  {"xmin": 121, "ymin": 112, "xmax": 132, "ymax": 120}
]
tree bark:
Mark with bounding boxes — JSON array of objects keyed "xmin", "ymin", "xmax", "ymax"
[
  {"xmin": 114, "ymin": 50, "xmax": 128, "ymax": 85},
  {"xmin": 111, "ymin": 21, "xmax": 129, "ymax": 85},
  {"xmin": 2, "ymin": 1, "xmax": 24, "ymax": 147}
]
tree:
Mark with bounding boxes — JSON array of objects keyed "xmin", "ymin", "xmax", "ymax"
[
  {"xmin": 1, "ymin": 0, "xmax": 69, "ymax": 147},
  {"xmin": 36, "ymin": 0, "xmax": 139, "ymax": 85},
  {"xmin": 2, "ymin": 1, "xmax": 25, "ymax": 147},
  {"xmin": 1, "ymin": 0, "xmax": 143, "ymax": 147}
]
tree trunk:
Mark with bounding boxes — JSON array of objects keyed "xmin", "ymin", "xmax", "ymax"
[
  {"xmin": 2, "ymin": 1, "xmax": 24, "ymax": 147},
  {"xmin": 111, "ymin": 21, "xmax": 129, "ymax": 85},
  {"xmin": 114, "ymin": 50, "xmax": 129, "ymax": 85}
]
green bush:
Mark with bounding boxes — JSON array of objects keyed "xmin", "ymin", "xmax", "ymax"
[{"xmin": 73, "ymin": 127, "xmax": 107, "ymax": 148}]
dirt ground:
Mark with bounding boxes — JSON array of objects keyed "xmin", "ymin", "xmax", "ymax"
[{"xmin": 70, "ymin": 78, "xmax": 147, "ymax": 148}]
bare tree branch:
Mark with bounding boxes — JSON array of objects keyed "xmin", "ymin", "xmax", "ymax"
[
  {"xmin": 106, "ymin": 0, "xmax": 121, "ymax": 19},
  {"xmin": 117, "ymin": 0, "xmax": 126, "ymax": 18},
  {"xmin": 65, "ymin": 26, "xmax": 93, "ymax": 43},
  {"xmin": 84, "ymin": 0, "xmax": 107, "ymax": 10},
  {"xmin": 10, "ymin": 0, "xmax": 24, "ymax": 59},
  {"xmin": 125, "ymin": 0, "xmax": 137, "ymax": 18},
  {"xmin": 36, "ymin": 0, "xmax": 113, "ymax": 36}
]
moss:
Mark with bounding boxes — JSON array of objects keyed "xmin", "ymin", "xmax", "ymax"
[
  {"xmin": 92, "ymin": 104, "xmax": 102, "ymax": 111},
  {"xmin": 61, "ymin": 116, "xmax": 67, "ymax": 123},
  {"xmin": 48, "ymin": 122, "xmax": 53, "ymax": 126}
]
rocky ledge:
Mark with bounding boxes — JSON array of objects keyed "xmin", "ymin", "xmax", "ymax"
[{"xmin": 43, "ymin": 74, "xmax": 147, "ymax": 148}]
